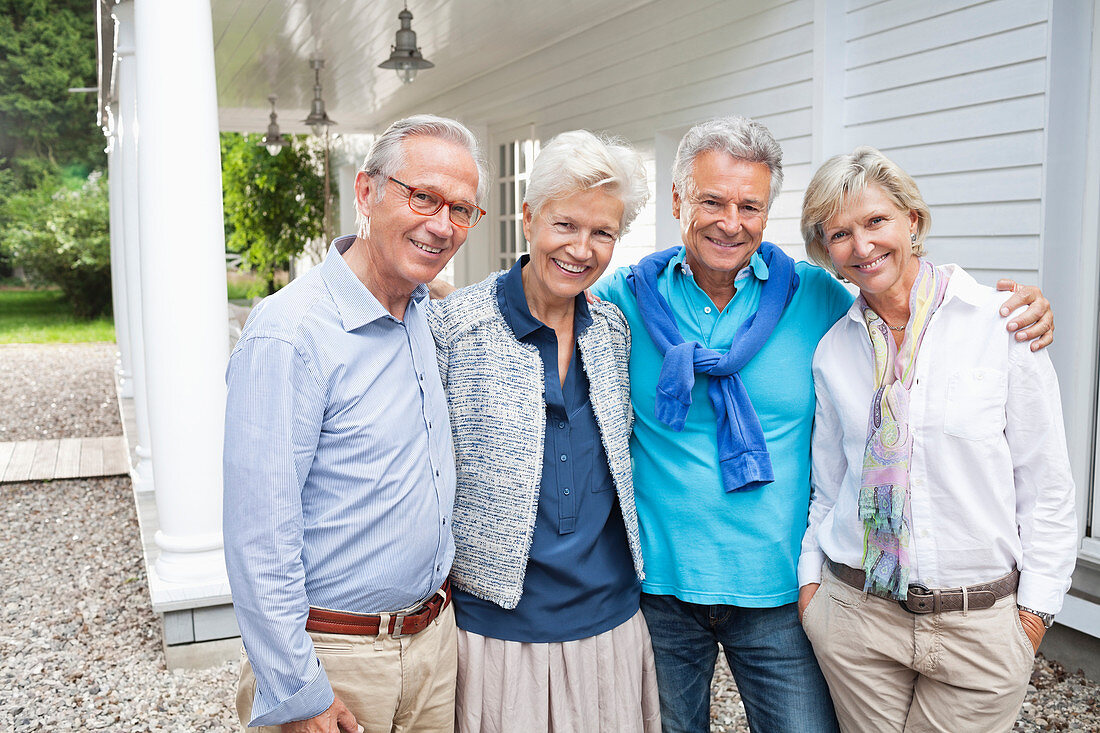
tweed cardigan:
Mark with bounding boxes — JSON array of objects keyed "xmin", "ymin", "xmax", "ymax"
[{"xmin": 426, "ymin": 272, "xmax": 644, "ymax": 610}]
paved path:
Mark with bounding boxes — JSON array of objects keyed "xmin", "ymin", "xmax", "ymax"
[{"xmin": 0, "ymin": 436, "xmax": 128, "ymax": 483}]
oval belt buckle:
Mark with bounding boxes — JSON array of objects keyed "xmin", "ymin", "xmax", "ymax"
[{"xmin": 900, "ymin": 583, "xmax": 933, "ymax": 614}]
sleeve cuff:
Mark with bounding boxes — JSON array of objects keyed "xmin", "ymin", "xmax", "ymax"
[
  {"xmin": 249, "ymin": 657, "xmax": 335, "ymax": 727},
  {"xmin": 798, "ymin": 551, "xmax": 824, "ymax": 586},
  {"xmin": 1016, "ymin": 569, "xmax": 1070, "ymax": 616}
]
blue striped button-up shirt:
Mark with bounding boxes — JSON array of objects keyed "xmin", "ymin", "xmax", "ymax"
[{"xmin": 223, "ymin": 237, "xmax": 456, "ymax": 727}]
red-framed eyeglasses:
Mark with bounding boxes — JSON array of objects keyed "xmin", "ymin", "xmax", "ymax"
[{"xmin": 389, "ymin": 177, "xmax": 484, "ymax": 228}]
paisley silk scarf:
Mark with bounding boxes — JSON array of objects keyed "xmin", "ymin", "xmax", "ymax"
[{"xmin": 858, "ymin": 258, "xmax": 949, "ymax": 599}]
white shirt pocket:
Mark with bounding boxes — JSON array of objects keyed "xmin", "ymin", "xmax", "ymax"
[{"xmin": 943, "ymin": 367, "xmax": 1008, "ymax": 440}]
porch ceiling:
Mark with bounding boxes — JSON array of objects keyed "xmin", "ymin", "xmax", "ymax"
[{"xmin": 213, "ymin": 0, "xmax": 653, "ymax": 135}]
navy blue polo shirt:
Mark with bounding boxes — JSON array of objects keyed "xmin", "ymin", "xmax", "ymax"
[{"xmin": 451, "ymin": 257, "xmax": 640, "ymax": 642}]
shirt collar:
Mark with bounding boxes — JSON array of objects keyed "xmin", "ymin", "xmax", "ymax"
[
  {"xmin": 937, "ymin": 263, "xmax": 986, "ymax": 307},
  {"xmin": 499, "ymin": 254, "xmax": 593, "ymax": 339},
  {"xmin": 322, "ymin": 235, "xmax": 428, "ymax": 332},
  {"xmin": 672, "ymin": 246, "xmax": 770, "ymax": 286}
]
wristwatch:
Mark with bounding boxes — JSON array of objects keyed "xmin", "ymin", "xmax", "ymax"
[{"xmin": 1018, "ymin": 605, "xmax": 1055, "ymax": 629}]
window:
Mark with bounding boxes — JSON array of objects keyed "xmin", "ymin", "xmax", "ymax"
[{"xmin": 496, "ymin": 139, "xmax": 540, "ymax": 270}]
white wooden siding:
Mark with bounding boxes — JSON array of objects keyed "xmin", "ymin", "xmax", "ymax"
[{"xmin": 840, "ymin": 0, "xmax": 1049, "ymax": 286}]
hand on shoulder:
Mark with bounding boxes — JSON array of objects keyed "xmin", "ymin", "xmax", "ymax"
[{"xmin": 995, "ymin": 279, "xmax": 1053, "ymax": 351}]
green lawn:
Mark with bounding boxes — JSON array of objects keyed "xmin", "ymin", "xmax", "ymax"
[{"xmin": 0, "ymin": 289, "xmax": 115, "ymax": 343}]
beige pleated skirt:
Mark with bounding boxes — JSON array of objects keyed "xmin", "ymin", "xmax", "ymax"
[{"xmin": 455, "ymin": 610, "xmax": 662, "ymax": 733}]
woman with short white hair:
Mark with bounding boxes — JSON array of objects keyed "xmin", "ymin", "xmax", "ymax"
[
  {"xmin": 427, "ymin": 129, "xmax": 659, "ymax": 731},
  {"xmin": 797, "ymin": 146, "xmax": 1077, "ymax": 732}
]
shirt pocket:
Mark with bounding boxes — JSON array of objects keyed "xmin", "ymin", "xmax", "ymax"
[{"xmin": 943, "ymin": 367, "xmax": 1007, "ymax": 441}]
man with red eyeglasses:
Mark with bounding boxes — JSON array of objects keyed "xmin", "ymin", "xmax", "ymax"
[{"xmin": 224, "ymin": 114, "xmax": 487, "ymax": 733}]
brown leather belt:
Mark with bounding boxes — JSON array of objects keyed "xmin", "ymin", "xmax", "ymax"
[
  {"xmin": 825, "ymin": 559, "xmax": 1018, "ymax": 614},
  {"xmin": 306, "ymin": 580, "xmax": 451, "ymax": 637}
]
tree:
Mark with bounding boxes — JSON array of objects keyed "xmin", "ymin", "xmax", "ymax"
[
  {"xmin": 220, "ymin": 133, "xmax": 330, "ymax": 296},
  {"xmin": 0, "ymin": 0, "xmax": 107, "ymax": 302},
  {"xmin": 0, "ymin": 0, "xmax": 104, "ymax": 186}
]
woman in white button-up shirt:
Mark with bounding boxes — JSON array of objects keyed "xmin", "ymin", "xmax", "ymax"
[{"xmin": 795, "ymin": 147, "xmax": 1077, "ymax": 733}]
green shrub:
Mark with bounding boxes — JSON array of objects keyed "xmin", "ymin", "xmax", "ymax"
[
  {"xmin": 1, "ymin": 171, "xmax": 111, "ymax": 318},
  {"xmin": 221, "ymin": 132, "xmax": 329, "ymax": 295}
]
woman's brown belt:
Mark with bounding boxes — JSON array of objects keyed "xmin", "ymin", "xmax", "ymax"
[{"xmin": 826, "ymin": 558, "xmax": 1018, "ymax": 614}]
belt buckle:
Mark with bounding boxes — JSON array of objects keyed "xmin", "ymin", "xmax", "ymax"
[
  {"xmin": 391, "ymin": 602, "xmax": 429, "ymax": 638},
  {"xmin": 390, "ymin": 612, "xmax": 409, "ymax": 638},
  {"xmin": 900, "ymin": 583, "xmax": 934, "ymax": 614}
]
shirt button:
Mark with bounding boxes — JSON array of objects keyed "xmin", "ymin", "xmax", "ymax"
[
  {"xmin": 436, "ymin": 565, "xmax": 441, "ymax": 572},
  {"xmin": 704, "ymin": 306, "xmax": 712, "ymax": 314},
  {"xmin": 442, "ymin": 517, "xmax": 447, "ymax": 525},
  {"xmin": 558, "ymin": 421, "xmax": 566, "ymax": 429},
  {"xmin": 419, "ymin": 373, "xmax": 424, "ymax": 381},
  {"xmin": 560, "ymin": 454, "xmax": 567, "ymax": 462},
  {"xmin": 427, "ymin": 420, "xmax": 432, "ymax": 429},
  {"xmin": 563, "ymin": 488, "xmax": 571, "ymax": 495},
  {"xmin": 435, "ymin": 469, "xmax": 440, "ymax": 477}
]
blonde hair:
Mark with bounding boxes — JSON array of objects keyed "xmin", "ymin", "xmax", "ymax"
[{"xmin": 801, "ymin": 146, "xmax": 931, "ymax": 276}]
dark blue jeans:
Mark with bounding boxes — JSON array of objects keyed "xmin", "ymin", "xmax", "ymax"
[{"xmin": 640, "ymin": 593, "xmax": 838, "ymax": 733}]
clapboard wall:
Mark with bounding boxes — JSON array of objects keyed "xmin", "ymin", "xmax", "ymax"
[{"xmin": 834, "ymin": 0, "xmax": 1049, "ymax": 286}]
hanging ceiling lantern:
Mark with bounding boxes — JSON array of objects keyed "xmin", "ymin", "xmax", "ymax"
[
  {"xmin": 259, "ymin": 95, "xmax": 289, "ymax": 156},
  {"xmin": 378, "ymin": 4, "xmax": 434, "ymax": 84},
  {"xmin": 302, "ymin": 57, "xmax": 336, "ymax": 136}
]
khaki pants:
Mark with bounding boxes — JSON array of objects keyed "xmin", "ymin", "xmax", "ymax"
[
  {"xmin": 236, "ymin": 603, "xmax": 457, "ymax": 733},
  {"xmin": 802, "ymin": 564, "xmax": 1034, "ymax": 733}
]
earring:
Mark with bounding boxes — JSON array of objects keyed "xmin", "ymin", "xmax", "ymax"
[{"xmin": 910, "ymin": 233, "xmax": 917, "ymax": 243}]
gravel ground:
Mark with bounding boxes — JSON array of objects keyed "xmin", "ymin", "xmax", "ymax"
[
  {"xmin": 0, "ymin": 476, "xmax": 237, "ymax": 731},
  {"xmin": 0, "ymin": 343, "xmax": 122, "ymax": 442},
  {"xmin": 1, "ymin": 343, "xmax": 1098, "ymax": 731}
]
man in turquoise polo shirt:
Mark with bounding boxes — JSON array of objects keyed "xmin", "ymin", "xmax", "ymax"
[{"xmin": 590, "ymin": 116, "xmax": 1052, "ymax": 732}]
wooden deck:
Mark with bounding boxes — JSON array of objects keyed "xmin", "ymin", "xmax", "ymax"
[{"xmin": 0, "ymin": 436, "xmax": 129, "ymax": 483}]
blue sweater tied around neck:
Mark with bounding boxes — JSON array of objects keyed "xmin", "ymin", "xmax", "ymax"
[{"xmin": 627, "ymin": 242, "xmax": 800, "ymax": 493}]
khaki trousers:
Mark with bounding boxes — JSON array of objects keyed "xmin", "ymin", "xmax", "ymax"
[
  {"xmin": 802, "ymin": 564, "xmax": 1034, "ymax": 733},
  {"xmin": 236, "ymin": 603, "xmax": 458, "ymax": 733}
]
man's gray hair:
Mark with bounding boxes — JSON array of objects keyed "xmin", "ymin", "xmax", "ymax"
[
  {"xmin": 356, "ymin": 114, "xmax": 489, "ymax": 231},
  {"xmin": 523, "ymin": 129, "xmax": 650, "ymax": 235},
  {"xmin": 672, "ymin": 116, "xmax": 784, "ymax": 209}
]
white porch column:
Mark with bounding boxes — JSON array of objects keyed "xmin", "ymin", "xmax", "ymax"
[
  {"xmin": 113, "ymin": 2, "xmax": 154, "ymax": 493},
  {"xmin": 105, "ymin": 121, "xmax": 134, "ymax": 399},
  {"xmin": 134, "ymin": 1, "xmax": 228, "ymax": 586}
]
